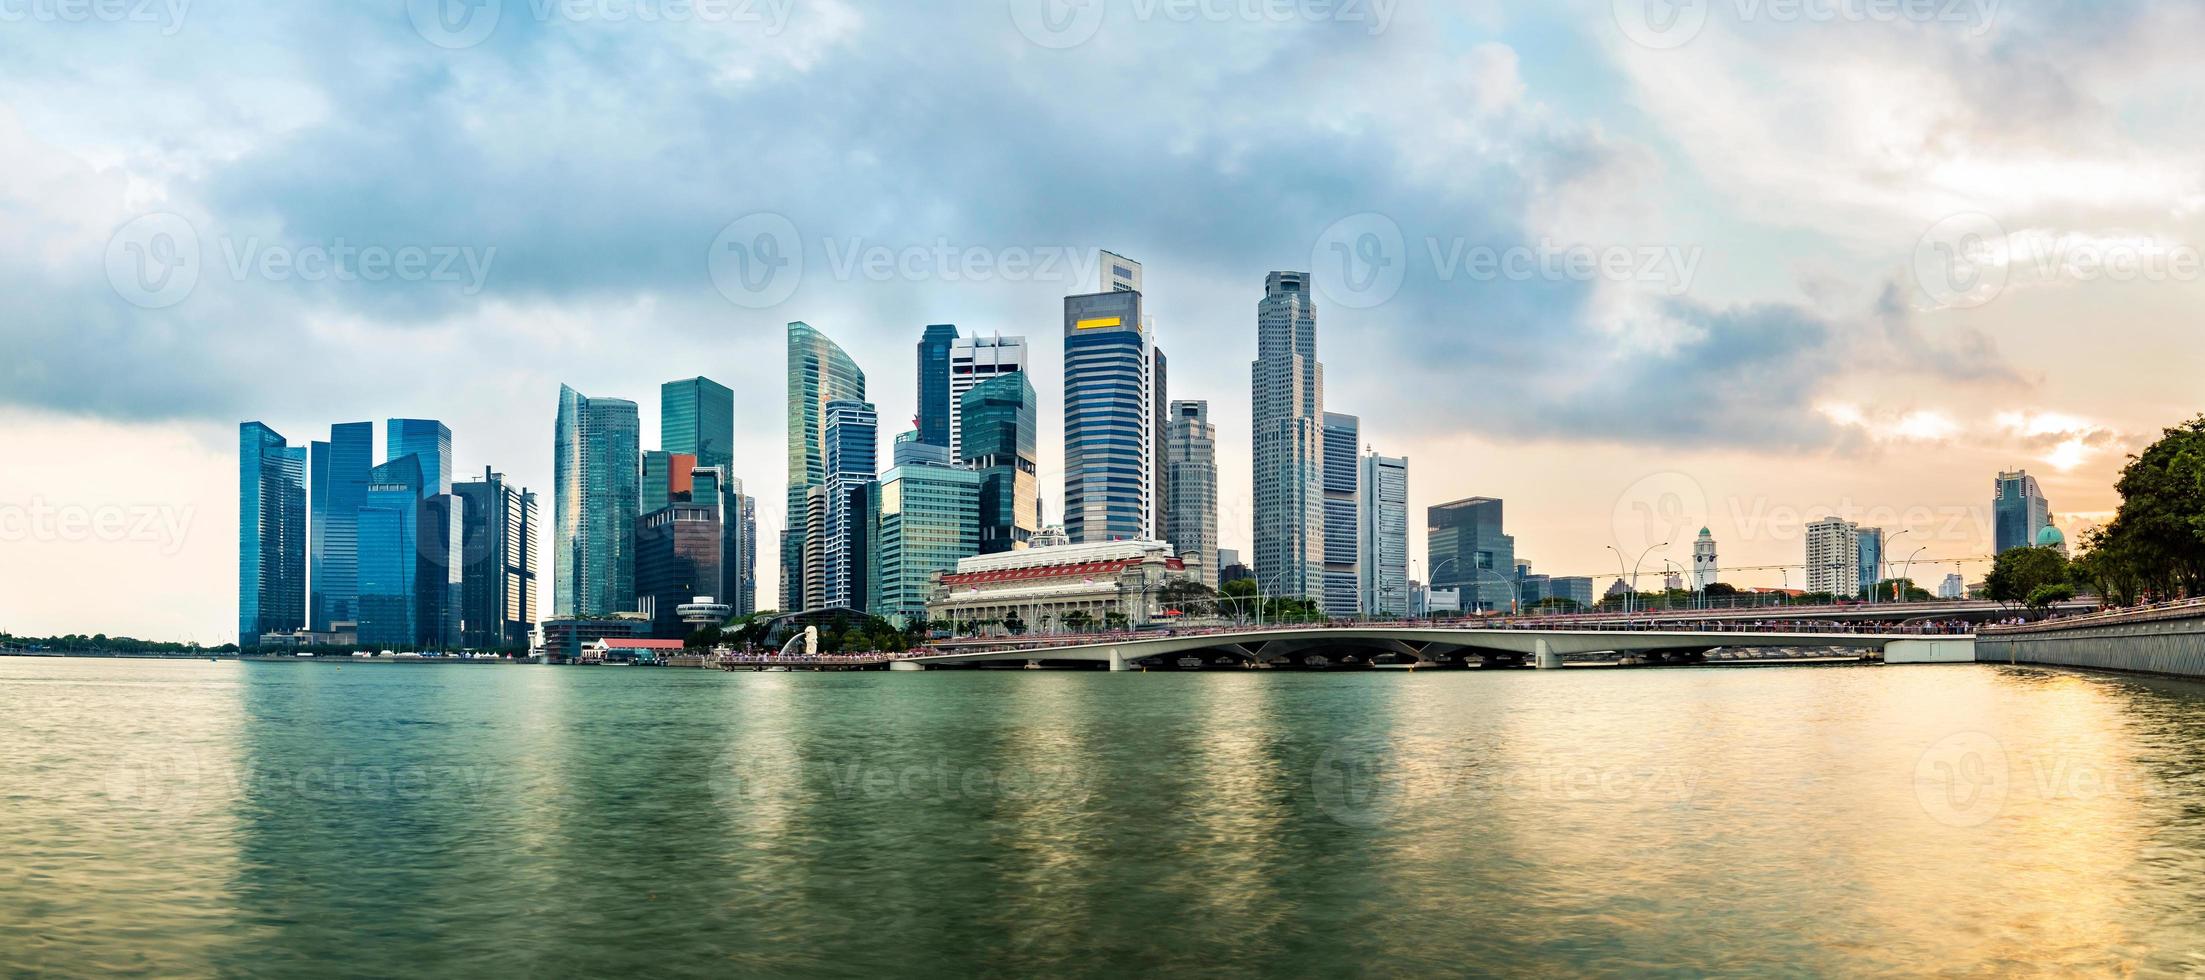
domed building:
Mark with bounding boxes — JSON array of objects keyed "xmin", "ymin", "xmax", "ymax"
[{"xmin": 2035, "ymin": 524, "xmax": 2067, "ymax": 556}]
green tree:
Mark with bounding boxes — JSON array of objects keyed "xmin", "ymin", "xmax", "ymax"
[
  {"xmin": 1986, "ymin": 546, "xmax": 2070, "ymax": 605},
  {"xmin": 2026, "ymin": 583, "xmax": 2077, "ymax": 611},
  {"xmin": 1003, "ymin": 612, "xmax": 1027, "ymax": 636},
  {"xmin": 1218, "ymin": 579, "xmax": 1261, "ymax": 625},
  {"xmin": 1063, "ymin": 610, "xmax": 1095, "ymax": 633},
  {"xmin": 1156, "ymin": 579, "xmax": 1218, "ymax": 617}
]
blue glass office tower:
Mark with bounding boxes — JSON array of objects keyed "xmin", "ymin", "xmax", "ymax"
[
  {"xmin": 916, "ymin": 324, "xmax": 958, "ymax": 450},
  {"xmin": 239, "ymin": 422, "xmax": 306, "ymax": 647},
  {"xmin": 555, "ymin": 385, "xmax": 641, "ymax": 618},
  {"xmin": 784, "ymin": 323, "xmax": 867, "ymax": 611},
  {"xmin": 387, "ymin": 419, "xmax": 453, "ymax": 496},
  {"xmin": 358, "ymin": 456, "xmax": 421, "ymax": 647},
  {"xmin": 1857, "ymin": 527, "xmax": 1884, "ymax": 597},
  {"xmin": 870, "ymin": 445, "xmax": 980, "ymax": 624},
  {"xmin": 811, "ymin": 399, "xmax": 878, "ymax": 611},
  {"xmin": 961, "ymin": 372, "xmax": 1039, "ymax": 554},
  {"xmin": 1993, "ymin": 469, "xmax": 2053, "ymax": 554},
  {"xmin": 1321, "ymin": 412, "xmax": 1361, "ymax": 617},
  {"xmin": 309, "ymin": 421, "xmax": 373, "ymax": 632},
  {"xmin": 1063, "ymin": 290, "xmax": 1152, "ymax": 543},
  {"xmin": 662, "ymin": 376, "xmax": 735, "ymax": 471}
]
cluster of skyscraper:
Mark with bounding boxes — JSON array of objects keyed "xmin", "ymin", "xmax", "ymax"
[
  {"xmin": 556, "ymin": 378, "xmax": 758, "ymax": 639},
  {"xmin": 1250, "ymin": 271, "xmax": 1414, "ymax": 618},
  {"xmin": 238, "ymin": 420, "xmax": 537, "ymax": 650}
]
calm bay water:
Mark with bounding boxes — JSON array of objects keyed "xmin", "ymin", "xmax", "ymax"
[{"xmin": 5, "ymin": 658, "xmax": 2205, "ymax": 977}]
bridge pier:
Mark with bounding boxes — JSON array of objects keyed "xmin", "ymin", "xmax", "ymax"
[
  {"xmin": 1108, "ymin": 650, "xmax": 1128, "ymax": 672},
  {"xmin": 889, "ymin": 660, "xmax": 926, "ymax": 671},
  {"xmin": 1534, "ymin": 639, "xmax": 1561, "ymax": 670}
]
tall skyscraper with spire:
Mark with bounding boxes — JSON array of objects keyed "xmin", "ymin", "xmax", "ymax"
[
  {"xmin": 784, "ymin": 322, "xmax": 867, "ymax": 610},
  {"xmin": 1252, "ymin": 271, "xmax": 1325, "ymax": 601}
]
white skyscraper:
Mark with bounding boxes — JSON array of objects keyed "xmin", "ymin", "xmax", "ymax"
[
  {"xmin": 1806, "ymin": 517, "xmax": 1861, "ymax": 597},
  {"xmin": 947, "ymin": 333, "xmax": 1028, "ymax": 460},
  {"xmin": 1358, "ymin": 452, "xmax": 1409, "ymax": 618},
  {"xmin": 1691, "ymin": 527, "xmax": 1719, "ymax": 591},
  {"xmin": 1252, "ymin": 271, "xmax": 1325, "ymax": 601}
]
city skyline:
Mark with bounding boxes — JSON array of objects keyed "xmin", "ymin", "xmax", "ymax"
[{"xmin": 8, "ymin": 4, "xmax": 2199, "ymax": 642}]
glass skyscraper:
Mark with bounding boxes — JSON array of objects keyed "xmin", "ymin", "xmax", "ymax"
[
  {"xmin": 870, "ymin": 452, "xmax": 980, "ymax": 624},
  {"xmin": 1321, "ymin": 412, "xmax": 1361, "ymax": 617},
  {"xmin": 455, "ymin": 466, "xmax": 538, "ymax": 650},
  {"xmin": 662, "ymin": 376, "xmax": 735, "ymax": 471},
  {"xmin": 1428, "ymin": 497, "xmax": 1516, "ymax": 614},
  {"xmin": 1993, "ymin": 469, "xmax": 2053, "ymax": 554},
  {"xmin": 811, "ymin": 399, "xmax": 878, "ymax": 611},
  {"xmin": 1163, "ymin": 400, "xmax": 1218, "ymax": 587},
  {"xmin": 1359, "ymin": 452, "xmax": 1409, "ymax": 618},
  {"xmin": 1063, "ymin": 289, "xmax": 1152, "ymax": 543},
  {"xmin": 947, "ymin": 333, "xmax": 1027, "ymax": 460},
  {"xmin": 635, "ymin": 503, "xmax": 722, "ymax": 638},
  {"xmin": 357, "ymin": 457, "xmax": 423, "ymax": 648},
  {"xmin": 961, "ymin": 372, "xmax": 1039, "ymax": 555},
  {"xmin": 309, "ymin": 421, "xmax": 372, "ymax": 632},
  {"xmin": 1253, "ymin": 271, "xmax": 1326, "ymax": 601},
  {"xmin": 915, "ymin": 324, "xmax": 958, "ymax": 450},
  {"xmin": 554, "ymin": 384, "xmax": 640, "ymax": 618},
  {"xmin": 1857, "ymin": 526, "xmax": 1884, "ymax": 597},
  {"xmin": 784, "ymin": 322, "xmax": 867, "ymax": 612},
  {"xmin": 239, "ymin": 422, "xmax": 306, "ymax": 647},
  {"xmin": 386, "ymin": 419, "xmax": 453, "ymax": 496}
]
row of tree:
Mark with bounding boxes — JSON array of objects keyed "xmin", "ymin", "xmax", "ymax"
[{"xmin": 2069, "ymin": 416, "xmax": 2205, "ymax": 606}]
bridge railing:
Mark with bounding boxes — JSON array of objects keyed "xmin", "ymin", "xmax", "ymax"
[
  {"xmin": 1979, "ymin": 597, "xmax": 2205, "ymax": 635},
  {"xmin": 905, "ymin": 618, "xmax": 1979, "ymax": 656}
]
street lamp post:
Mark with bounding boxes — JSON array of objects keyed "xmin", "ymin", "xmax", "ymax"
[
  {"xmin": 1898, "ymin": 547, "xmax": 1928, "ymax": 602},
  {"xmin": 1607, "ymin": 543, "xmax": 1669, "ymax": 615},
  {"xmin": 1872, "ymin": 528, "xmax": 1911, "ymax": 603}
]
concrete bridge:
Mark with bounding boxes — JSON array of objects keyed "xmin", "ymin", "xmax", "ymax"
[{"xmin": 894, "ymin": 625, "xmax": 1976, "ymax": 671}]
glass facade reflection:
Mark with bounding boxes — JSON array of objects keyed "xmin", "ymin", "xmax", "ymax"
[
  {"xmin": 554, "ymin": 385, "xmax": 640, "ymax": 618},
  {"xmin": 239, "ymin": 422, "xmax": 306, "ymax": 647},
  {"xmin": 961, "ymin": 372, "xmax": 1038, "ymax": 555},
  {"xmin": 309, "ymin": 421, "xmax": 372, "ymax": 632}
]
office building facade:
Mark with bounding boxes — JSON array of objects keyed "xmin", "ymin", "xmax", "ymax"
[
  {"xmin": 1162, "ymin": 400, "xmax": 1219, "ymax": 587},
  {"xmin": 454, "ymin": 466, "xmax": 538, "ymax": 650},
  {"xmin": 947, "ymin": 333, "xmax": 1028, "ymax": 460},
  {"xmin": 1320, "ymin": 412, "xmax": 1360, "ymax": 617},
  {"xmin": 870, "ymin": 454, "xmax": 980, "ymax": 624},
  {"xmin": 962, "ymin": 372, "xmax": 1040, "ymax": 555},
  {"xmin": 1428, "ymin": 497, "xmax": 1516, "ymax": 613},
  {"xmin": 811, "ymin": 399, "xmax": 878, "ymax": 611},
  {"xmin": 554, "ymin": 384, "xmax": 640, "ymax": 618},
  {"xmin": 662, "ymin": 376, "xmax": 735, "ymax": 471},
  {"xmin": 308, "ymin": 421, "xmax": 372, "ymax": 633},
  {"xmin": 1062, "ymin": 289, "xmax": 1153, "ymax": 543},
  {"xmin": 1806, "ymin": 517, "xmax": 1862, "ymax": 597},
  {"xmin": 1358, "ymin": 452, "xmax": 1409, "ymax": 618},
  {"xmin": 783, "ymin": 322, "xmax": 868, "ymax": 612},
  {"xmin": 916, "ymin": 324, "xmax": 959, "ymax": 450},
  {"xmin": 1252, "ymin": 271, "xmax": 1326, "ymax": 602},
  {"xmin": 1993, "ymin": 469, "xmax": 2053, "ymax": 554},
  {"xmin": 239, "ymin": 422, "xmax": 307, "ymax": 647}
]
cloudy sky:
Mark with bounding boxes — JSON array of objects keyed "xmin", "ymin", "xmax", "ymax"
[{"xmin": 3, "ymin": 0, "xmax": 2201, "ymax": 642}]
